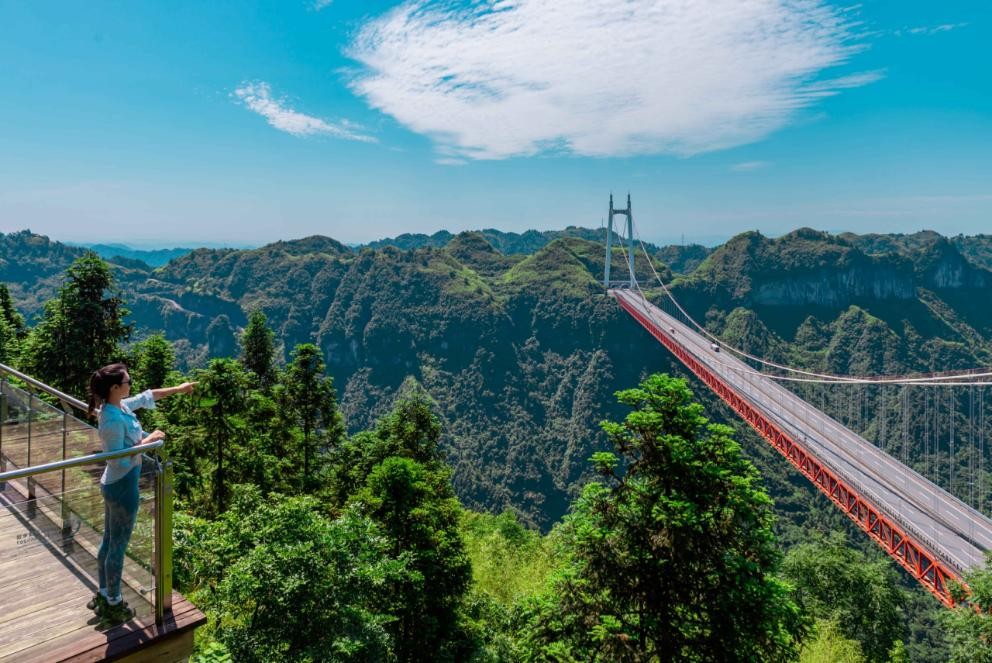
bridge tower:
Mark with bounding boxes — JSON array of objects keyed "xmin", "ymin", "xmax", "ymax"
[{"xmin": 604, "ymin": 193, "xmax": 636, "ymax": 287}]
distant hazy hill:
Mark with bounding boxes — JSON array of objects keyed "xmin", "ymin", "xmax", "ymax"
[
  {"xmin": 364, "ymin": 225, "xmax": 635, "ymax": 254},
  {"xmin": 0, "ymin": 231, "xmax": 151, "ymax": 319},
  {"xmin": 77, "ymin": 243, "xmax": 195, "ymax": 268}
]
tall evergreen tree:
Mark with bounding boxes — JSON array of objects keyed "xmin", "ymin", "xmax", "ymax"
[
  {"xmin": 283, "ymin": 343, "xmax": 344, "ymax": 489},
  {"xmin": 239, "ymin": 309, "xmax": 276, "ymax": 389},
  {"xmin": 520, "ymin": 374, "xmax": 804, "ymax": 662},
  {"xmin": 353, "ymin": 457, "xmax": 473, "ymax": 662},
  {"xmin": 0, "ymin": 315, "xmax": 17, "ymax": 365},
  {"xmin": 137, "ymin": 333, "xmax": 175, "ymax": 390},
  {"xmin": 326, "ymin": 379, "xmax": 443, "ymax": 508},
  {"xmin": 341, "ymin": 391, "xmax": 473, "ymax": 661},
  {"xmin": 0, "ymin": 283, "xmax": 26, "ymax": 340},
  {"xmin": 21, "ymin": 253, "xmax": 131, "ymax": 397},
  {"xmin": 194, "ymin": 358, "xmax": 249, "ymax": 513}
]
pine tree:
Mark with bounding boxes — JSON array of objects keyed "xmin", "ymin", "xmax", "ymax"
[
  {"xmin": 343, "ymin": 390, "xmax": 473, "ymax": 661},
  {"xmin": 0, "ymin": 315, "xmax": 17, "ymax": 365},
  {"xmin": 326, "ymin": 378, "xmax": 443, "ymax": 507},
  {"xmin": 0, "ymin": 283, "xmax": 26, "ymax": 340},
  {"xmin": 282, "ymin": 344, "xmax": 344, "ymax": 489},
  {"xmin": 21, "ymin": 253, "xmax": 131, "ymax": 397},
  {"xmin": 137, "ymin": 333, "xmax": 175, "ymax": 390},
  {"xmin": 240, "ymin": 309, "xmax": 276, "ymax": 389},
  {"xmin": 194, "ymin": 358, "xmax": 249, "ymax": 513},
  {"xmin": 353, "ymin": 457, "xmax": 473, "ymax": 662},
  {"xmin": 521, "ymin": 374, "xmax": 805, "ymax": 662}
]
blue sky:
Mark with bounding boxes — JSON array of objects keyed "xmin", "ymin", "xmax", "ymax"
[{"xmin": 0, "ymin": 1, "xmax": 988, "ymax": 247}]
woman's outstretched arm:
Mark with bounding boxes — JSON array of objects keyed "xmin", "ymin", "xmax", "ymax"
[{"xmin": 150, "ymin": 382, "xmax": 197, "ymax": 401}]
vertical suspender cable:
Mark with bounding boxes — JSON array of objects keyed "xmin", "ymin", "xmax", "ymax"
[
  {"xmin": 902, "ymin": 386, "xmax": 909, "ymax": 465},
  {"xmin": 970, "ymin": 385, "xmax": 975, "ymax": 507},
  {"xmin": 982, "ymin": 386, "xmax": 987, "ymax": 514},
  {"xmin": 950, "ymin": 388, "xmax": 955, "ymax": 494}
]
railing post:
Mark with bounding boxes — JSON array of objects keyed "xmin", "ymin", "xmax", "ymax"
[
  {"xmin": 154, "ymin": 457, "xmax": 174, "ymax": 625},
  {"xmin": 27, "ymin": 391, "xmax": 35, "ymax": 500},
  {"xmin": 60, "ymin": 404, "xmax": 71, "ymax": 538},
  {"xmin": 0, "ymin": 377, "xmax": 6, "ymax": 475}
]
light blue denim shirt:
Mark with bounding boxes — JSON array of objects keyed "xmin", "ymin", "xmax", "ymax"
[{"xmin": 98, "ymin": 390, "xmax": 156, "ymax": 485}]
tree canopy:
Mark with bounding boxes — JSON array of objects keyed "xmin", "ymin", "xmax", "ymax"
[
  {"xmin": 518, "ymin": 374, "xmax": 805, "ymax": 662},
  {"xmin": 20, "ymin": 252, "xmax": 131, "ymax": 396}
]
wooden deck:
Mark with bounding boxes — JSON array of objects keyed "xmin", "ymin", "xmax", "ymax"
[{"xmin": 1, "ymin": 454, "xmax": 205, "ymax": 662}]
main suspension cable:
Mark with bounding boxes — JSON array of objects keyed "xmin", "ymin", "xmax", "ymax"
[{"xmin": 626, "ymin": 219, "xmax": 992, "ymax": 387}]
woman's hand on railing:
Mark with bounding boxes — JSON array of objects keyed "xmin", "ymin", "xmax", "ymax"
[{"xmin": 143, "ymin": 430, "xmax": 167, "ymax": 444}]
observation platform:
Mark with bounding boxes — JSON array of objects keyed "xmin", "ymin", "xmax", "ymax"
[{"xmin": 0, "ymin": 366, "xmax": 205, "ymax": 662}]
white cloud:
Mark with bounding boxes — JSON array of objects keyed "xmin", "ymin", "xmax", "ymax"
[
  {"xmin": 233, "ymin": 81, "xmax": 375, "ymax": 142},
  {"xmin": 348, "ymin": 0, "xmax": 878, "ymax": 160},
  {"xmin": 313, "ymin": 0, "xmax": 333, "ymax": 10},
  {"xmin": 731, "ymin": 161, "xmax": 771, "ymax": 172},
  {"xmin": 906, "ymin": 23, "xmax": 968, "ymax": 36}
]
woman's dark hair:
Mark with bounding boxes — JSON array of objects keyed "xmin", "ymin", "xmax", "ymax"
[{"xmin": 88, "ymin": 363, "xmax": 128, "ymax": 418}]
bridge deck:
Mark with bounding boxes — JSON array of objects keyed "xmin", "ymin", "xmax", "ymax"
[{"xmin": 614, "ymin": 289, "xmax": 992, "ymax": 579}]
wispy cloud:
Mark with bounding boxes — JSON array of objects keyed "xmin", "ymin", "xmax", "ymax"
[
  {"xmin": 233, "ymin": 81, "xmax": 374, "ymax": 142},
  {"xmin": 349, "ymin": 0, "xmax": 878, "ymax": 161},
  {"xmin": 313, "ymin": 0, "xmax": 333, "ymax": 10},
  {"xmin": 731, "ymin": 161, "xmax": 771, "ymax": 172},
  {"xmin": 898, "ymin": 23, "xmax": 968, "ymax": 37}
]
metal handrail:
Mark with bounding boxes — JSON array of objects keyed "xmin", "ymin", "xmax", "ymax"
[
  {"xmin": 0, "ymin": 440, "xmax": 163, "ymax": 483},
  {"xmin": 0, "ymin": 362, "xmax": 89, "ymax": 414},
  {"xmin": 0, "ymin": 369, "xmax": 175, "ymax": 625}
]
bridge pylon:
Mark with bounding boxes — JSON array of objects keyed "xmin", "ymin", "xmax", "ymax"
[{"xmin": 604, "ymin": 193, "xmax": 636, "ymax": 288}]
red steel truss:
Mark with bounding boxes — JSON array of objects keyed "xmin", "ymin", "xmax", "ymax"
[{"xmin": 615, "ymin": 293, "xmax": 960, "ymax": 607}]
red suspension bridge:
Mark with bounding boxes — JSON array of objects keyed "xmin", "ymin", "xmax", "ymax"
[{"xmin": 606, "ymin": 196, "xmax": 992, "ymax": 607}]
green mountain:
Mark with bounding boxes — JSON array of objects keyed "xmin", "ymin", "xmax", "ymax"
[
  {"xmin": 4, "ymin": 225, "xmax": 992, "ymax": 538},
  {"xmin": 0, "ymin": 230, "xmax": 152, "ymax": 319},
  {"xmin": 671, "ymin": 227, "xmax": 992, "ymax": 373},
  {"xmin": 9, "ymin": 225, "xmax": 992, "ymax": 658},
  {"xmin": 363, "ymin": 225, "xmax": 652, "ymax": 255},
  {"xmin": 655, "ymin": 243, "xmax": 712, "ymax": 274}
]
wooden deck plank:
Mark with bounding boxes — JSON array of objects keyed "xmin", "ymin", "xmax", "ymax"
[
  {"xmin": 0, "ymin": 560, "xmax": 149, "ymax": 628},
  {"xmin": 29, "ymin": 593, "xmax": 206, "ymax": 663},
  {"xmin": 0, "ymin": 490, "xmax": 200, "ymax": 663}
]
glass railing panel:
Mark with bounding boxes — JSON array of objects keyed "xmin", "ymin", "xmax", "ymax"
[
  {"xmin": 0, "ymin": 467, "xmax": 158, "ymax": 634},
  {"xmin": 0, "ymin": 368, "xmax": 166, "ymax": 645},
  {"xmin": 0, "ymin": 385, "xmax": 33, "ymax": 473},
  {"xmin": 64, "ymin": 417, "xmax": 103, "ymax": 458}
]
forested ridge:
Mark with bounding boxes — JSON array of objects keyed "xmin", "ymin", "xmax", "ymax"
[{"xmin": 4, "ymin": 227, "xmax": 992, "ymax": 660}]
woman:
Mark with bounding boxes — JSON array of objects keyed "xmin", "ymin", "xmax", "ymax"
[{"xmin": 86, "ymin": 363, "xmax": 195, "ymax": 626}]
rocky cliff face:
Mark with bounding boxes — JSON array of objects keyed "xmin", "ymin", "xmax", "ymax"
[
  {"xmin": 916, "ymin": 237, "xmax": 989, "ymax": 290},
  {"xmin": 750, "ymin": 265, "xmax": 914, "ymax": 306},
  {"xmin": 677, "ymin": 228, "xmax": 918, "ymax": 309}
]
